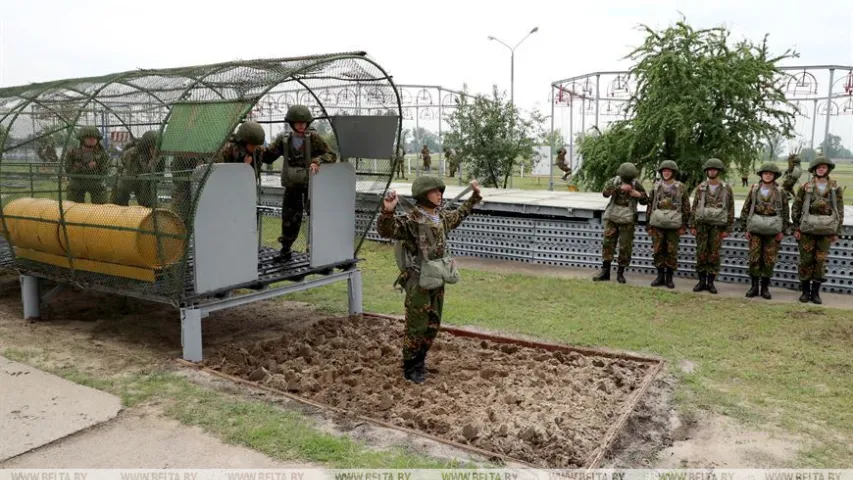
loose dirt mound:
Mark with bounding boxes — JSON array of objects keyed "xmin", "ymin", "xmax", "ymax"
[{"xmin": 206, "ymin": 315, "xmax": 654, "ymax": 468}]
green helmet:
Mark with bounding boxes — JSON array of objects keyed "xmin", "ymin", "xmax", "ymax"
[
  {"xmin": 702, "ymin": 158, "xmax": 726, "ymax": 172},
  {"xmin": 236, "ymin": 121, "xmax": 265, "ymax": 145},
  {"xmin": 76, "ymin": 126, "xmax": 102, "ymax": 141},
  {"xmin": 138, "ymin": 131, "xmax": 159, "ymax": 150},
  {"xmin": 285, "ymin": 105, "xmax": 314, "ymax": 124},
  {"xmin": 657, "ymin": 159, "xmax": 679, "ymax": 174},
  {"xmin": 756, "ymin": 163, "xmax": 782, "ymax": 178},
  {"xmin": 617, "ymin": 162, "xmax": 639, "ymax": 181},
  {"xmin": 411, "ymin": 175, "xmax": 446, "ymax": 200},
  {"xmin": 808, "ymin": 155, "xmax": 835, "ymax": 174}
]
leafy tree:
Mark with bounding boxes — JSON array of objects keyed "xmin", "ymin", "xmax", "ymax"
[
  {"xmin": 576, "ymin": 17, "xmax": 798, "ymax": 191},
  {"xmin": 407, "ymin": 127, "xmax": 440, "ymax": 153},
  {"xmin": 762, "ymin": 134, "xmax": 787, "ymax": 161},
  {"xmin": 444, "ymin": 85, "xmax": 543, "ymax": 188},
  {"xmin": 820, "ymin": 133, "xmax": 853, "ymax": 159}
]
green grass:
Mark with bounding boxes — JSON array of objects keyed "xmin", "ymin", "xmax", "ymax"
[
  {"xmin": 1, "ymin": 347, "xmax": 470, "ymax": 468},
  {"xmin": 281, "ymin": 238, "xmax": 853, "ymax": 467}
]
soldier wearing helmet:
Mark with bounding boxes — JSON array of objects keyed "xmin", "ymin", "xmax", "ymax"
[
  {"xmin": 646, "ymin": 160, "xmax": 691, "ymax": 289},
  {"xmin": 781, "ymin": 152, "xmax": 803, "ymax": 195},
  {"xmin": 215, "ymin": 121, "xmax": 266, "ymax": 174},
  {"xmin": 688, "ymin": 158, "xmax": 735, "ymax": 294},
  {"xmin": 593, "ymin": 162, "xmax": 648, "ymax": 284},
  {"xmin": 421, "ymin": 145, "xmax": 431, "ymax": 171},
  {"xmin": 376, "ymin": 176, "xmax": 483, "ymax": 384},
  {"xmin": 555, "ymin": 147, "xmax": 571, "ymax": 181},
  {"xmin": 445, "ymin": 147, "xmax": 460, "ymax": 178},
  {"xmin": 260, "ymin": 105, "xmax": 336, "ymax": 261},
  {"xmin": 37, "ymin": 138, "xmax": 58, "ymax": 164},
  {"xmin": 65, "ymin": 126, "xmax": 110, "ymax": 204},
  {"xmin": 394, "ymin": 147, "xmax": 407, "ymax": 179},
  {"xmin": 791, "ymin": 155, "xmax": 844, "ymax": 304},
  {"xmin": 740, "ymin": 162, "xmax": 790, "ymax": 300},
  {"xmin": 111, "ymin": 130, "xmax": 161, "ymax": 207}
]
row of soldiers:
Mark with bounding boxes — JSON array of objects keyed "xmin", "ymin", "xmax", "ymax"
[
  {"xmin": 394, "ymin": 146, "xmax": 462, "ymax": 179},
  {"xmin": 592, "ymin": 156, "xmax": 845, "ymax": 304},
  {"xmin": 59, "ymin": 105, "xmax": 335, "ymax": 261}
]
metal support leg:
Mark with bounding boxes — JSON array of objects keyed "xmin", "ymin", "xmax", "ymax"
[
  {"xmin": 180, "ymin": 308, "xmax": 203, "ymax": 362},
  {"xmin": 20, "ymin": 275, "xmax": 40, "ymax": 321},
  {"xmin": 347, "ymin": 270, "xmax": 363, "ymax": 316}
]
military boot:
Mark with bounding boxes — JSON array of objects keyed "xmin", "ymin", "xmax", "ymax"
[
  {"xmin": 745, "ymin": 276, "xmax": 760, "ymax": 298},
  {"xmin": 810, "ymin": 281, "xmax": 823, "ymax": 305},
  {"xmin": 616, "ymin": 266, "xmax": 627, "ymax": 284},
  {"xmin": 693, "ymin": 272, "xmax": 707, "ymax": 292},
  {"xmin": 665, "ymin": 268, "xmax": 675, "ymax": 289},
  {"xmin": 798, "ymin": 281, "xmax": 811, "ymax": 303},
  {"xmin": 650, "ymin": 268, "xmax": 665, "ymax": 287},
  {"xmin": 402, "ymin": 358, "xmax": 425, "ymax": 384},
  {"xmin": 706, "ymin": 274, "xmax": 718, "ymax": 294},
  {"xmin": 593, "ymin": 261, "xmax": 611, "ymax": 281},
  {"xmin": 760, "ymin": 277, "xmax": 772, "ymax": 300}
]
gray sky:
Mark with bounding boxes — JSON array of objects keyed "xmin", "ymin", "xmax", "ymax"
[{"xmin": 2, "ymin": 0, "xmax": 852, "ymax": 147}]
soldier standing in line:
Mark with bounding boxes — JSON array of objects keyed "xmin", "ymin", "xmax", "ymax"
[
  {"xmin": 261, "ymin": 105, "xmax": 336, "ymax": 261},
  {"xmin": 646, "ymin": 160, "xmax": 691, "ymax": 289},
  {"xmin": 688, "ymin": 158, "xmax": 735, "ymax": 294},
  {"xmin": 376, "ymin": 176, "xmax": 482, "ymax": 384},
  {"xmin": 395, "ymin": 147, "xmax": 407, "ymax": 179},
  {"xmin": 592, "ymin": 162, "xmax": 647, "ymax": 284},
  {"xmin": 111, "ymin": 130, "xmax": 161, "ymax": 207},
  {"xmin": 791, "ymin": 156, "xmax": 844, "ymax": 304},
  {"xmin": 64, "ymin": 126, "xmax": 110, "ymax": 204},
  {"xmin": 740, "ymin": 163, "xmax": 790, "ymax": 300},
  {"xmin": 421, "ymin": 145, "xmax": 431, "ymax": 172}
]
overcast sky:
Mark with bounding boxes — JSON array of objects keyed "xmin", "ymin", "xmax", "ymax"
[{"xmin": 2, "ymin": 0, "xmax": 852, "ymax": 147}]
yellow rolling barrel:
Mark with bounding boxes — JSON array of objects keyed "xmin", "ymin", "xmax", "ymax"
[{"xmin": 0, "ymin": 198, "xmax": 187, "ymax": 281}]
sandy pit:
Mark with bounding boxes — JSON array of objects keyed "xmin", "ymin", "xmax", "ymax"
[{"xmin": 205, "ymin": 314, "xmax": 656, "ymax": 468}]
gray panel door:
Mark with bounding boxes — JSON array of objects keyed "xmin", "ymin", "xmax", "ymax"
[{"xmin": 309, "ymin": 162, "xmax": 356, "ymax": 268}]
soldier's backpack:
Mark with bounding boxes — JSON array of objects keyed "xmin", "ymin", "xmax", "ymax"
[
  {"xmin": 648, "ymin": 181, "xmax": 684, "ymax": 229},
  {"xmin": 746, "ymin": 185, "xmax": 784, "ymax": 235},
  {"xmin": 694, "ymin": 181, "xmax": 729, "ymax": 227},
  {"xmin": 799, "ymin": 180, "xmax": 840, "ymax": 235}
]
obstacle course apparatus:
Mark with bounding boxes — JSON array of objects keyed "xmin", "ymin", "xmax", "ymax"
[{"xmin": 0, "ymin": 53, "xmax": 402, "ymax": 361}]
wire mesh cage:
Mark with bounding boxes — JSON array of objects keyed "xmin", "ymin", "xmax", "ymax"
[{"xmin": 0, "ymin": 52, "xmax": 401, "ymax": 305}]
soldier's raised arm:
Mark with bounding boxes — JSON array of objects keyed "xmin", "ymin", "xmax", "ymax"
[
  {"xmin": 602, "ymin": 177, "xmax": 619, "ymax": 198},
  {"xmin": 261, "ymin": 133, "xmax": 285, "ymax": 165}
]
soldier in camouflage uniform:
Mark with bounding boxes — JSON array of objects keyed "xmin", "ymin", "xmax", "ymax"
[
  {"xmin": 64, "ymin": 126, "xmax": 110, "ymax": 204},
  {"xmin": 646, "ymin": 160, "xmax": 691, "ymax": 289},
  {"xmin": 376, "ymin": 176, "xmax": 482, "ymax": 384},
  {"xmin": 395, "ymin": 147, "xmax": 407, "ymax": 179},
  {"xmin": 261, "ymin": 105, "xmax": 336, "ymax": 261},
  {"xmin": 556, "ymin": 147, "xmax": 571, "ymax": 181},
  {"xmin": 781, "ymin": 152, "xmax": 802, "ymax": 196},
  {"xmin": 214, "ymin": 121, "xmax": 266, "ymax": 176},
  {"xmin": 593, "ymin": 162, "xmax": 647, "ymax": 283},
  {"xmin": 688, "ymin": 158, "xmax": 735, "ymax": 294},
  {"xmin": 421, "ymin": 145, "xmax": 431, "ymax": 171},
  {"xmin": 111, "ymin": 131, "xmax": 161, "ymax": 207},
  {"xmin": 444, "ymin": 147, "xmax": 459, "ymax": 178},
  {"xmin": 37, "ymin": 139, "xmax": 58, "ymax": 164},
  {"xmin": 791, "ymin": 156, "xmax": 844, "ymax": 305},
  {"xmin": 740, "ymin": 163, "xmax": 790, "ymax": 299}
]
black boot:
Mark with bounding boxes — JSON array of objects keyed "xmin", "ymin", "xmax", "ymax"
[
  {"xmin": 798, "ymin": 281, "xmax": 811, "ymax": 303},
  {"xmin": 693, "ymin": 272, "xmax": 707, "ymax": 292},
  {"xmin": 650, "ymin": 268, "xmax": 665, "ymax": 287},
  {"xmin": 707, "ymin": 274, "xmax": 718, "ymax": 294},
  {"xmin": 810, "ymin": 281, "xmax": 823, "ymax": 305},
  {"xmin": 593, "ymin": 261, "xmax": 611, "ymax": 281},
  {"xmin": 665, "ymin": 268, "xmax": 675, "ymax": 289},
  {"xmin": 616, "ymin": 266, "xmax": 626, "ymax": 284},
  {"xmin": 745, "ymin": 276, "xmax": 759, "ymax": 298},
  {"xmin": 760, "ymin": 277, "xmax": 772, "ymax": 300},
  {"xmin": 402, "ymin": 357, "xmax": 425, "ymax": 384}
]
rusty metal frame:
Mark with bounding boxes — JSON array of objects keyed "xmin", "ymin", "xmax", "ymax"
[{"xmin": 175, "ymin": 312, "xmax": 664, "ymax": 469}]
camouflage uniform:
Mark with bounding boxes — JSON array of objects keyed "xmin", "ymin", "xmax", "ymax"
[
  {"xmin": 791, "ymin": 156, "xmax": 844, "ymax": 304},
  {"xmin": 781, "ymin": 153, "xmax": 802, "ymax": 195},
  {"xmin": 37, "ymin": 140, "xmax": 58, "ymax": 163},
  {"xmin": 593, "ymin": 163, "xmax": 647, "ymax": 284},
  {"xmin": 395, "ymin": 148, "xmax": 406, "ymax": 179},
  {"xmin": 646, "ymin": 160, "xmax": 691, "ymax": 288},
  {"xmin": 111, "ymin": 131, "xmax": 160, "ymax": 207},
  {"xmin": 445, "ymin": 148, "xmax": 460, "ymax": 178},
  {"xmin": 556, "ymin": 148, "xmax": 571, "ymax": 181},
  {"xmin": 65, "ymin": 127, "xmax": 109, "ymax": 204},
  {"xmin": 376, "ymin": 176, "xmax": 482, "ymax": 384},
  {"xmin": 261, "ymin": 108, "xmax": 336, "ymax": 259},
  {"xmin": 421, "ymin": 145, "xmax": 431, "ymax": 171},
  {"xmin": 688, "ymin": 158, "xmax": 735, "ymax": 294},
  {"xmin": 740, "ymin": 163, "xmax": 790, "ymax": 299}
]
